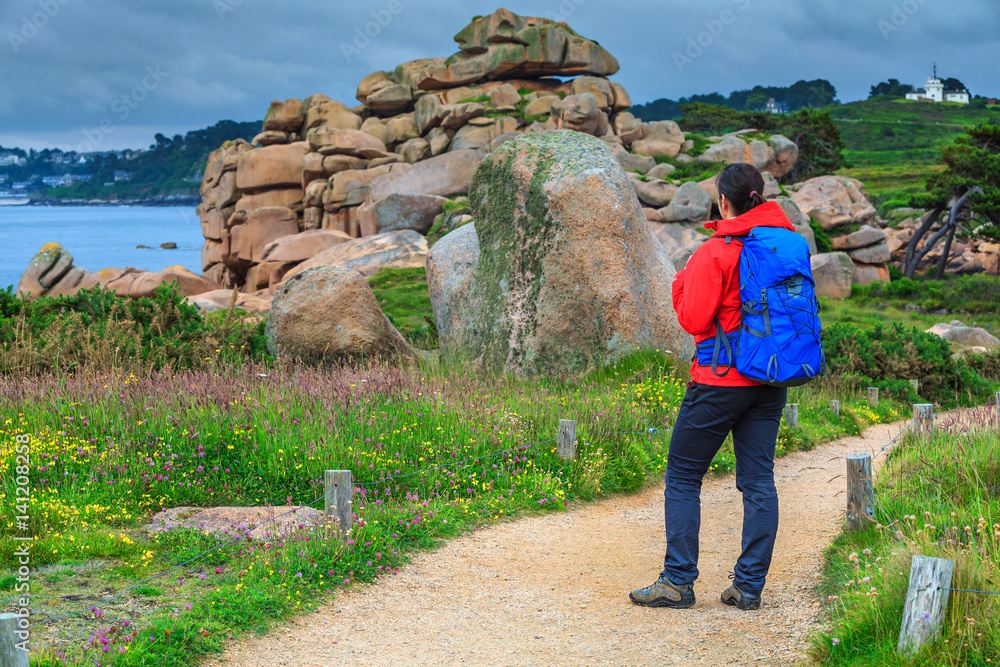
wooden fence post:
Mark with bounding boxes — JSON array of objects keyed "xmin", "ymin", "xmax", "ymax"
[
  {"xmin": 897, "ymin": 555, "xmax": 954, "ymax": 656},
  {"xmin": 909, "ymin": 379, "xmax": 920, "ymax": 393},
  {"xmin": 830, "ymin": 399, "xmax": 840, "ymax": 416},
  {"xmin": 784, "ymin": 404, "xmax": 799, "ymax": 428},
  {"xmin": 914, "ymin": 404, "xmax": 934, "ymax": 440},
  {"xmin": 0, "ymin": 613, "xmax": 29, "ymax": 667},
  {"xmin": 557, "ymin": 419, "xmax": 576, "ymax": 461},
  {"xmin": 995, "ymin": 391, "xmax": 1000, "ymax": 420},
  {"xmin": 867, "ymin": 387, "xmax": 879, "ymax": 408},
  {"xmin": 324, "ymin": 470, "xmax": 353, "ymax": 537},
  {"xmin": 845, "ymin": 454, "xmax": 874, "ymax": 532}
]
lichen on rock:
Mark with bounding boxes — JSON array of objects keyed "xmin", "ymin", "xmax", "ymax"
[{"xmin": 437, "ymin": 130, "xmax": 693, "ymax": 374}]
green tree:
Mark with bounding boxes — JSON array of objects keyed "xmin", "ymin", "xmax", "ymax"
[
  {"xmin": 869, "ymin": 78, "xmax": 914, "ymax": 97},
  {"xmin": 904, "ymin": 124, "xmax": 1000, "ymax": 277}
]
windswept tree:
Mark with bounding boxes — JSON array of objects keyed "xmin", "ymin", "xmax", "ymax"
[{"xmin": 904, "ymin": 124, "xmax": 1000, "ymax": 278}]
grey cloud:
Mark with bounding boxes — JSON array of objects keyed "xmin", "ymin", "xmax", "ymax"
[{"xmin": 0, "ymin": 0, "xmax": 996, "ymax": 151}]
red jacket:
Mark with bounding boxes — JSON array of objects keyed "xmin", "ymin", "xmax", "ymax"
[{"xmin": 672, "ymin": 201, "xmax": 797, "ymax": 386}]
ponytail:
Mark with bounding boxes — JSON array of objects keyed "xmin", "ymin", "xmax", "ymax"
[{"xmin": 716, "ymin": 163, "xmax": 767, "ymax": 216}]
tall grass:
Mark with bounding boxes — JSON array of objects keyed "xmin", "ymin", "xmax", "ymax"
[
  {"xmin": 0, "ymin": 354, "xmax": 910, "ymax": 666},
  {"xmin": 811, "ymin": 406, "xmax": 1000, "ymax": 666}
]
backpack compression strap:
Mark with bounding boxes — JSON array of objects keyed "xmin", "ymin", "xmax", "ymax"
[{"xmin": 710, "ymin": 317, "xmax": 735, "ymax": 378}]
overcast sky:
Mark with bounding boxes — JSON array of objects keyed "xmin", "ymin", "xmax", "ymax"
[{"xmin": 1, "ymin": 0, "xmax": 996, "ymax": 152}]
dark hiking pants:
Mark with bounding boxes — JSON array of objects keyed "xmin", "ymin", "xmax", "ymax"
[{"xmin": 660, "ymin": 382, "xmax": 787, "ymax": 595}]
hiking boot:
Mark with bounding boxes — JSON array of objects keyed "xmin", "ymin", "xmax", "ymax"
[
  {"xmin": 629, "ymin": 576, "xmax": 695, "ymax": 608},
  {"xmin": 721, "ymin": 580, "xmax": 761, "ymax": 610}
]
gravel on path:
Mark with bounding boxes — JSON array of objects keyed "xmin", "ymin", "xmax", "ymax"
[{"xmin": 205, "ymin": 420, "xmax": 911, "ymax": 667}]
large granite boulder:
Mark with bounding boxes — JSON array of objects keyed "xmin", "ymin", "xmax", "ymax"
[
  {"xmin": 773, "ymin": 197, "xmax": 818, "ymax": 255},
  {"xmin": 236, "ymin": 142, "xmax": 310, "ymax": 192},
  {"xmin": 425, "ymin": 222, "xmax": 480, "ymax": 344},
  {"xmin": 763, "ymin": 135, "xmax": 799, "ymax": 179},
  {"xmin": 631, "ymin": 121, "xmax": 685, "ymax": 158},
  {"xmin": 259, "ymin": 229, "xmax": 353, "ymax": 263},
  {"xmin": 550, "ymin": 93, "xmax": 608, "ymax": 136},
  {"xmin": 789, "ymin": 176, "xmax": 876, "ymax": 230},
  {"xmin": 282, "ymin": 230, "xmax": 428, "ymax": 281},
  {"xmin": 405, "ymin": 9, "xmax": 619, "ymax": 90},
  {"xmin": 810, "ymin": 252, "xmax": 854, "ymax": 300},
  {"xmin": 925, "ymin": 321, "xmax": 1000, "ymax": 350},
  {"xmin": 430, "ymin": 130, "xmax": 692, "ymax": 374},
  {"xmin": 368, "ymin": 149, "xmax": 485, "ymax": 200},
  {"xmin": 265, "ymin": 265, "xmax": 414, "ymax": 363},
  {"xmin": 357, "ymin": 193, "xmax": 447, "ymax": 236}
]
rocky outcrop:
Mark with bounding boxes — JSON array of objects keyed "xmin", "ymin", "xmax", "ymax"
[
  {"xmin": 788, "ymin": 176, "xmax": 876, "ymax": 230},
  {"xmin": 429, "ymin": 130, "xmax": 692, "ymax": 374},
  {"xmin": 17, "ymin": 243, "xmax": 220, "ymax": 300},
  {"xmin": 925, "ymin": 321, "xmax": 1000, "ymax": 350},
  {"xmin": 265, "ymin": 265, "xmax": 414, "ymax": 363},
  {"xmin": 788, "ymin": 177, "xmax": 888, "ymax": 284},
  {"xmin": 194, "ymin": 8, "xmax": 801, "ymax": 294}
]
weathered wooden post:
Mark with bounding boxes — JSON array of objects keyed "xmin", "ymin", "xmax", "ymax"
[
  {"xmin": 784, "ymin": 403, "xmax": 799, "ymax": 428},
  {"xmin": 909, "ymin": 379, "xmax": 920, "ymax": 393},
  {"xmin": 845, "ymin": 454, "xmax": 874, "ymax": 532},
  {"xmin": 914, "ymin": 404, "xmax": 934, "ymax": 440},
  {"xmin": 557, "ymin": 419, "xmax": 576, "ymax": 461},
  {"xmin": 995, "ymin": 391, "xmax": 1000, "ymax": 420},
  {"xmin": 897, "ymin": 556, "xmax": 954, "ymax": 656},
  {"xmin": 830, "ymin": 399, "xmax": 840, "ymax": 416},
  {"xmin": 0, "ymin": 613, "xmax": 29, "ymax": 667},
  {"xmin": 867, "ymin": 387, "xmax": 879, "ymax": 408},
  {"xmin": 324, "ymin": 470, "xmax": 353, "ymax": 537}
]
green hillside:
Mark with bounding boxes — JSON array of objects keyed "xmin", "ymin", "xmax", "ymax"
[{"xmin": 832, "ymin": 97, "xmax": 1000, "ymax": 198}]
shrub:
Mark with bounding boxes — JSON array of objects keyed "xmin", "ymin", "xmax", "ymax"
[
  {"xmin": 852, "ymin": 274, "xmax": 1000, "ymax": 314},
  {"xmin": 823, "ymin": 322, "xmax": 994, "ymax": 405},
  {"xmin": 0, "ymin": 283, "xmax": 268, "ymax": 373},
  {"xmin": 810, "ymin": 218, "xmax": 833, "ymax": 253}
]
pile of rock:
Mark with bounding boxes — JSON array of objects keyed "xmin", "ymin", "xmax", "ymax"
[
  {"xmin": 789, "ymin": 175, "xmax": 892, "ymax": 292},
  {"xmin": 17, "ymin": 243, "xmax": 219, "ymax": 300},
  {"xmin": 195, "ymin": 8, "xmax": 807, "ymax": 297},
  {"xmin": 885, "ymin": 215, "xmax": 1000, "ymax": 276}
]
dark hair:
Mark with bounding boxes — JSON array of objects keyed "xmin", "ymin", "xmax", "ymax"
[{"xmin": 716, "ymin": 162, "xmax": 766, "ymax": 216}]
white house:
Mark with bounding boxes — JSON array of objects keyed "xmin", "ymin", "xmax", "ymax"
[{"xmin": 906, "ymin": 64, "xmax": 970, "ymax": 104}]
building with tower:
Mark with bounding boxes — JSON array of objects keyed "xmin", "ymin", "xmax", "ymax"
[{"xmin": 906, "ymin": 63, "xmax": 970, "ymax": 104}]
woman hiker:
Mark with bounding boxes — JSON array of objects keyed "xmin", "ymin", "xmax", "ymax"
[{"xmin": 630, "ymin": 162, "xmax": 796, "ymax": 611}]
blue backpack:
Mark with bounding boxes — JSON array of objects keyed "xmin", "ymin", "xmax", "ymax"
[{"xmin": 696, "ymin": 226, "xmax": 826, "ymax": 387}]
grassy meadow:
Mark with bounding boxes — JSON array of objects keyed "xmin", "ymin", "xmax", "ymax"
[
  {"xmin": 810, "ymin": 407, "xmax": 1000, "ymax": 666},
  {"xmin": 0, "ymin": 261, "xmax": 998, "ymax": 666},
  {"xmin": 830, "ymin": 97, "xmax": 1000, "ymax": 202}
]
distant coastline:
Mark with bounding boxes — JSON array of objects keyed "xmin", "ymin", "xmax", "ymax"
[{"xmin": 27, "ymin": 194, "xmax": 200, "ymax": 207}]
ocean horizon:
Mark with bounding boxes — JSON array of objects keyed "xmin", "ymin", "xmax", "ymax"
[{"xmin": 0, "ymin": 206, "xmax": 204, "ymax": 294}]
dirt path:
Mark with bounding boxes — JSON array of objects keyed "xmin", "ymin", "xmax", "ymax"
[{"xmin": 205, "ymin": 420, "xmax": 911, "ymax": 667}]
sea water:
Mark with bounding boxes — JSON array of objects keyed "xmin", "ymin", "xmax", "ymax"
[{"xmin": 0, "ymin": 206, "xmax": 204, "ymax": 293}]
